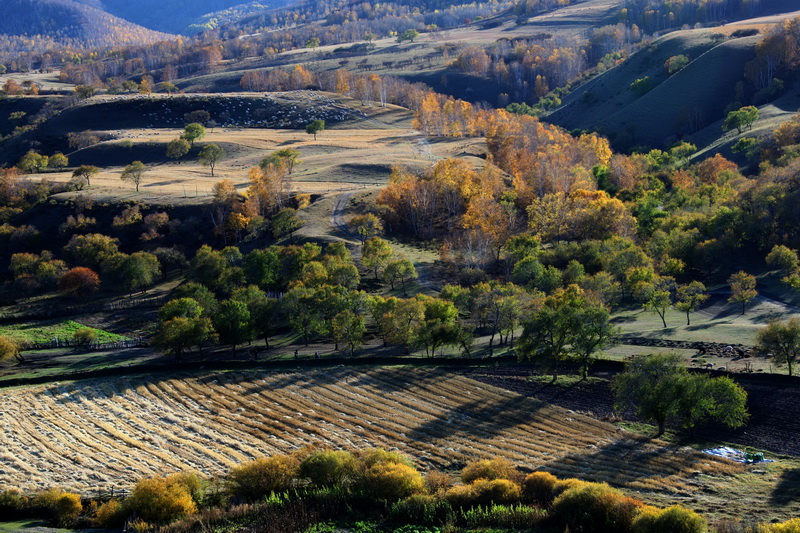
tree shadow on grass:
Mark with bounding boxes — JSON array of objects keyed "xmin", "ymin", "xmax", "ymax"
[{"xmin": 770, "ymin": 468, "xmax": 800, "ymax": 505}]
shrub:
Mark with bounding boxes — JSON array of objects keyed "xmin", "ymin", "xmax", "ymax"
[
  {"xmin": 93, "ymin": 499, "xmax": 126, "ymax": 528},
  {"xmin": 0, "ymin": 488, "xmax": 27, "ymax": 514},
  {"xmin": 761, "ymin": 518, "xmax": 800, "ymax": 532},
  {"xmin": 551, "ymin": 477, "xmax": 586, "ymax": 499},
  {"xmin": 522, "ymin": 471, "xmax": 559, "ymax": 505},
  {"xmin": 632, "ymin": 505, "xmax": 707, "ymax": 533},
  {"xmin": 73, "ymin": 328, "xmax": 99, "ymax": 346},
  {"xmin": 166, "ymin": 472, "xmax": 206, "ymax": 505},
  {"xmin": 390, "ymin": 494, "xmax": 453, "ymax": 526},
  {"xmin": 424, "ymin": 470, "xmax": 453, "ymax": 495},
  {"xmin": 31, "ymin": 488, "xmax": 83, "ymax": 527},
  {"xmin": 357, "ymin": 448, "xmax": 413, "ymax": 469},
  {"xmin": 227, "ymin": 455, "xmax": 300, "ymax": 501},
  {"xmin": 630, "ymin": 77, "xmax": 654, "ymax": 96},
  {"xmin": 461, "ymin": 458, "xmax": 518, "ymax": 484},
  {"xmin": 552, "ymin": 481, "xmax": 647, "ymax": 533},
  {"xmin": 445, "ymin": 479, "xmax": 522, "ymax": 508},
  {"xmin": 362, "ymin": 462, "xmax": 426, "ymax": 501},
  {"xmin": 300, "ymin": 450, "xmax": 358, "ymax": 488},
  {"xmin": 460, "ymin": 503, "xmax": 545, "ymax": 529},
  {"xmin": 124, "ymin": 477, "xmax": 197, "ymax": 524}
]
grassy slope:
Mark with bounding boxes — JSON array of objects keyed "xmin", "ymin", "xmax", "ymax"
[{"xmin": 550, "ymin": 28, "xmax": 761, "ymax": 149}]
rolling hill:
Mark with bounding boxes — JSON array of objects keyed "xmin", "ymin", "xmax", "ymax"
[
  {"xmin": 0, "ymin": 0, "xmax": 173, "ymax": 58},
  {"xmin": 548, "ymin": 27, "xmax": 764, "ymax": 150}
]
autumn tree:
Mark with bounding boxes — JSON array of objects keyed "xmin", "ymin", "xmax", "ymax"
[
  {"xmin": 261, "ymin": 149, "xmax": 302, "ymax": 174},
  {"xmin": 120, "ymin": 161, "xmax": 147, "ymax": 192},
  {"xmin": 306, "ymin": 119, "xmax": 325, "ymax": 140},
  {"xmin": 182, "ymin": 123, "xmax": 206, "ymax": 147},
  {"xmin": 728, "ymin": 270, "xmax": 758, "ymax": 315},
  {"xmin": 766, "ymin": 245, "xmax": 800, "ymax": 273},
  {"xmin": 72, "ymin": 165, "xmax": 99, "ymax": 187},
  {"xmin": 58, "ymin": 267, "xmax": 101, "ymax": 296},
  {"xmin": 198, "ymin": 144, "xmax": 225, "ymax": 177},
  {"xmin": 755, "ymin": 318, "xmax": 800, "ymax": 377}
]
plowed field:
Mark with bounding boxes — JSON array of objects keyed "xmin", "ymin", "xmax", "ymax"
[{"xmin": 0, "ymin": 367, "xmax": 750, "ymax": 514}]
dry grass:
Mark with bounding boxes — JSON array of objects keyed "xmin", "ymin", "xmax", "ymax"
[{"xmin": 0, "ymin": 367, "xmax": 787, "ymax": 521}]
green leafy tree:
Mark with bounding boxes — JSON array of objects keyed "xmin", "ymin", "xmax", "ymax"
[
  {"xmin": 156, "ymin": 82, "xmax": 178, "ymax": 94},
  {"xmin": 282, "ymin": 286, "xmax": 323, "ymax": 345},
  {"xmin": 182, "ymin": 123, "xmax": 206, "ymax": 147},
  {"xmin": 213, "ymin": 300, "xmax": 253, "ymax": 356},
  {"xmin": 261, "ymin": 149, "xmax": 302, "ymax": 174},
  {"xmin": 305, "ymin": 37, "xmax": 320, "ymax": 49},
  {"xmin": 166, "ymin": 138, "xmax": 190, "ymax": 161},
  {"xmin": 362, "ymin": 237, "xmax": 393, "ymax": 279},
  {"xmin": 571, "ymin": 303, "xmax": 618, "ymax": 379},
  {"xmin": 305, "ymin": 119, "xmax": 325, "ymax": 140},
  {"xmin": 331, "ymin": 310, "xmax": 365, "ymax": 355},
  {"xmin": 398, "ymin": 29, "xmax": 420, "ymax": 43},
  {"xmin": 675, "ymin": 281, "xmax": 708, "ymax": 326},
  {"xmin": 723, "ymin": 106, "xmax": 759, "ymax": 134},
  {"xmin": 120, "ymin": 161, "xmax": 147, "ymax": 192},
  {"xmin": 243, "ymin": 249, "xmax": 280, "ymax": 289},
  {"xmin": 613, "ymin": 353, "xmax": 748, "ymax": 436},
  {"xmin": 756, "ymin": 318, "xmax": 800, "ymax": 376},
  {"xmin": 72, "ymin": 165, "xmax": 99, "ymax": 187},
  {"xmin": 664, "ymin": 54, "xmax": 689, "ymax": 74},
  {"xmin": 728, "ymin": 270, "xmax": 757, "ymax": 315},
  {"xmin": 766, "ymin": 245, "xmax": 800, "ymax": 273},
  {"xmin": 350, "ymin": 213, "xmax": 383, "ymax": 243},
  {"xmin": 232, "ymin": 287, "xmax": 280, "ymax": 349},
  {"xmin": 119, "ymin": 252, "xmax": 161, "ymax": 295},
  {"xmin": 48, "ymin": 152, "xmax": 69, "ymax": 169},
  {"xmin": 384, "ymin": 256, "xmax": 417, "ymax": 296},
  {"xmin": 153, "ymin": 299, "xmax": 215, "ymax": 360},
  {"xmin": 188, "ymin": 245, "xmax": 229, "ymax": 291},
  {"xmin": 198, "ymin": 144, "xmax": 225, "ymax": 177},
  {"xmin": 271, "ymin": 208, "xmax": 303, "ymax": 243},
  {"xmin": 17, "ymin": 150, "xmax": 48, "ymax": 173},
  {"xmin": 639, "ymin": 276, "xmax": 675, "ymax": 329}
]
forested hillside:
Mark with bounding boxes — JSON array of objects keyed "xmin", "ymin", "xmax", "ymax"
[{"xmin": 0, "ymin": 0, "xmax": 172, "ymax": 63}]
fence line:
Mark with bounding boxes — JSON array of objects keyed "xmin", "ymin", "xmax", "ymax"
[{"xmin": 25, "ymin": 337, "xmax": 148, "ymax": 351}]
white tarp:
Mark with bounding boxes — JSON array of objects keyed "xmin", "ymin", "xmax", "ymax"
[{"xmin": 702, "ymin": 446, "xmax": 773, "ymax": 463}]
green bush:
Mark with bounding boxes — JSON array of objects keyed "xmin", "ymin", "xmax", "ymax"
[
  {"xmin": 552, "ymin": 481, "xmax": 647, "ymax": 532},
  {"xmin": 227, "ymin": 455, "xmax": 300, "ymax": 501},
  {"xmin": 300, "ymin": 450, "xmax": 358, "ymax": 488},
  {"xmin": 632, "ymin": 505, "xmax": 707, "ymax": 533},
  {"xmin": 390, "ymin": 494, "xmax": 453, "ymax": 525},
  {"xmin": 357, "ymin": 448, "xmax": 414, "ymax": 469},
  {"xmin": 630, "ymin": 77, "xmax": 654, "ymax": 96},
  {"xmin": 522, "ymin": 471, "xmax": 558, "ymax": 506},
  {"xmin": 31, "ymin": 488, "xmax": 83, "ymax": 527},
  {"xmin": 362, "ymin": 462, "xmax": 426, "ymax": 501},
  {"xmin": 461, "ymin": 458, "xmax": 518, "ymax": 484},
  {"xmin": 460, "ymin": 503, "xmax": 545, "ymax": 529}
]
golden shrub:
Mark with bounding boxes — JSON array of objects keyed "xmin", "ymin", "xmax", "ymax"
[
  {"xmin": 227, "ymin": 455, "xmax": 300, "ymax": 501},
  {"xmin": 461, "ymin": 458, "xmax": 519, "ymax": 484},
  {"xmin": 362, "ymin": 462, "xmax": 426, "ymax": 501},
  {"xmin": 762, "ymin": 518, "xmax": 800, "ymax": 533},
  {"xmin": 124, "ymin": 477, "xmax": 197, "ymax": 524},
  {"xmin": 522, "ymin": 471, "xmax": 559, "ymax": 505},
  {"xmin": 632, "ymin": 504, "xmax": 707, "ymax": 533},
  {"xmin": 32, "ymin": 488, "xmax": 83, "ymax": 527}
]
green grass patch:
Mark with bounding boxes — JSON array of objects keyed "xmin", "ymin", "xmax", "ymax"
[
  {"xmin": 0, "ymin": 519, "xmax": 67, "ymax": 532},
  {"xmin": 527, "ymin": 373, "xmax": 607, "ymax": 388},
  {"xmin": 0, "ymin": 320, "xmax": 129, "ymax": 345}
]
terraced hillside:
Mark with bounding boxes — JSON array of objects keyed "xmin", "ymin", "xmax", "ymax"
[{"xmin": 0, "ymin": 366, "xmax": 777, "ymax": 520}]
